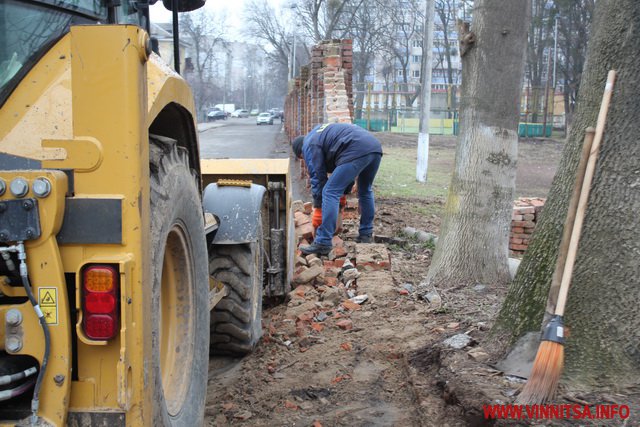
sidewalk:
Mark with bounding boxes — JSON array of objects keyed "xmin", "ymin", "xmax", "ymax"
[{"xmin": 197, "ymin": 122, "xmax": 226, "ymax": 133}]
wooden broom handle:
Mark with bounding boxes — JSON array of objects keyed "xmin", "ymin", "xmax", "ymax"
[
  {"xmin": 555, "ymin": 70, "xmax": 616, "ymax": 316},
  {"xmin": 546, "ymin": 127, "xmax": 594, "ymax": 315}
]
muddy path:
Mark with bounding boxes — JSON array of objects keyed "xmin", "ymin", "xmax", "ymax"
[
  {"xmin": 202, "ymin": 135, "xmax": 639, "ymax": 426},
  {"xmin": 203, "ymin": 198, "xmax": 469, "ymax": 426}
]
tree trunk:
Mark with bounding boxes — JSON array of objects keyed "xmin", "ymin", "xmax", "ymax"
[
  {"xmin": 493, "ymin": 0, "xmax": 640, "ymax": 391},
  {"xmin": 424, "ymin": 0, "xmax": 530, "ymax": 288}
]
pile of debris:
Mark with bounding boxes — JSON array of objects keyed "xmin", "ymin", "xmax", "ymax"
[{"xmin": 267, "ymin": 199, "xmax": 392, "ymax": 352}]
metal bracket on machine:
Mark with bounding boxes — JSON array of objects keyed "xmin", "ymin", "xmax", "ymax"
[{"xmin": 0, "ymin": 199, "xmax": 41, "ymax": 243}]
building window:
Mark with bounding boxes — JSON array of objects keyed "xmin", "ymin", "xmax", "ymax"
[
  {"xmin": 412, "ymin": 39, "xmax": 423, "ymax": 48},
  {"xmin": 412, "ymin": 70, "xmax": 420, "ymax": 78},
  {"xmin": 412, "ymin": 55, "xmax": 421, "ymax": 63},
  {"xmin": 397, "ymin": 70, "xmax": 405, "ymax": 77}
]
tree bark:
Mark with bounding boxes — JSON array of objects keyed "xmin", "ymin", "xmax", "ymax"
[
  {"xmin": 424, "ymin": 0, "xmax": 530, "ymax": 288},
  {"xmin": 493, "ymin": 0, "xmax": 640, "ymax": 391}
]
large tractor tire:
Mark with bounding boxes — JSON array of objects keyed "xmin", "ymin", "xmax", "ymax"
[
  {"xmin": 149, "ymin": 136, "xmax": 209, "ymax": 426},
  {"xmin": 209, "ymin": 222, "xmax": 264, "ymax": 356}
]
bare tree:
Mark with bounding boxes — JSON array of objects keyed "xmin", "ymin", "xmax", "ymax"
[
  {"xmin": 180, "ymin": 10, "xmax": 227, "ymax": 118},
  {"xmin": 524, "ymin": 0, "xmax": 555, "ymax": 123},
  {"xmin": 434, "ymin": 0, "xmax": 458, "ymax": 85},
  {"xmin": 423, "ymin": 0, "xmax": 530, "ymax": 289},
  {"xmin": 493, "ymin": 0, "xmax": 640, "ymax": 391},
  {"xmin": 294, "ymin": 0, "xmax": 364, "ymax": 42},
  {"xmin": 244, "ymin": 0, "xmax": 291, "ymax": 68},
  {"xmin": 554, "ymin": 0, "xmax": 594, "ymax": 129},
  {"xmin": 347, "ymin": 0, "xmax": 391, "ymax": 119},
  {"xmin": 383, "ymin": 0, "xmax": 424, "ymax": 106}
]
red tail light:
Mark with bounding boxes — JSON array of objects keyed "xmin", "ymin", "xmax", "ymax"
[{"xmin": 82, "ymin": 265, "xmax": 119, "ymax": 340}]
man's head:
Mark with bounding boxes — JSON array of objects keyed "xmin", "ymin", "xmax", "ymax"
[{"xmin": 292, "ymin": 136, "xmax": 304, "ymax": 158}]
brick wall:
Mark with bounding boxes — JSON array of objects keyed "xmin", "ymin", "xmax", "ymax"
[{"xmin": 284, "ymin": 39, "xmax": 354, "ymax": 140}]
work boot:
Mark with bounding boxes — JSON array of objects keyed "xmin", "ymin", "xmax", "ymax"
[
  {"xmin": 355, "ymin": 234, "xmax": 373, "ymax": 243},
  {"xmin": 299, "ymin": 243, "xmax": 332, "ymax": 256}
]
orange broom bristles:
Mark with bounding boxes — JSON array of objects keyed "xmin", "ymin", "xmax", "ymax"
[{"xmin": 516, "ymin": 340, "xmax": 564, "ymax": 404}]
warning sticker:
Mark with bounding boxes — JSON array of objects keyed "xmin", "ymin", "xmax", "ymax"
[{"xmin": 38, "ymin": 288, "xmax": 58, "ymax": 325}]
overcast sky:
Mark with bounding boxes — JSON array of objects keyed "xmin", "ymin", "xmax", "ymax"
[{"xmin": 150, "ymin": 0, "xmax": 285, "ymax": 42}]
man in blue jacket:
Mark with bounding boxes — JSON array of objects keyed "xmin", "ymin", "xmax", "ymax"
[{"xmin": 292, "ymin": 123, "xmax": 383, "ymax": 255}]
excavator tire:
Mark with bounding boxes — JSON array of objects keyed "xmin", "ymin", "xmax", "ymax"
[
  {"xmin": 209, "ymin": 221, "xmax": 264, "ymax": 356},
  {"xmin": 149, "ymin": 135, "xmax": 209, "ymax": 426}
]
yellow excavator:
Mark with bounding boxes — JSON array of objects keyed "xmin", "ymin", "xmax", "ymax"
[{"xmin": 0, "ymin": 0, "xmax": 294, "ymax": 425}]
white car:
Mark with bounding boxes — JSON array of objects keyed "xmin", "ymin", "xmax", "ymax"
[
  {"xmin": 256, "ymin": 112, "xmax": 273, "ymax": 125},
  {"xmin": 231, "ymin": 109, "xmax": 249, "ymax": 118}
]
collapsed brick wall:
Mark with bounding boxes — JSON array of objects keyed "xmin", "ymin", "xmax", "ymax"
[
  {"xmin": 284, "ymin": 39, "xmax": 354, "ymax": 141},
  {"xmin": 510, "ymin": 197, "xmax": 545, "ymax": 256},
  {"xmin": 291, "ymin": 200, "xmax": 391, "ymax": 290}
]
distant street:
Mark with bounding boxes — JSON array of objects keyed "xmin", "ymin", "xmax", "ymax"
[{"xmin": 198, "ymin": 116, "xmax": 288, "ymax": 159}]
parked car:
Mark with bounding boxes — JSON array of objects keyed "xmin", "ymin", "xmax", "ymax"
[
  {"xmin": 250, "ymin": 109, "xmax": 260, "ymax": 116},
  {"xmin": 269, "ymin": 108, "xmax": 283, "ymax": 119},
  {"xmin": 231, "ymin": 109, "xmax": 249, "ymax": 118},
  {"xmin": 256, "ymin": 112, "xmax": 274, "ymax": 125},
  {"xmin": 207, "ymin": 110, "xmax": 227, "ymax": 121}
]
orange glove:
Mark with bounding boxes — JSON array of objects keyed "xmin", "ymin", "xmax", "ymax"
[
  {"xmin": 312, "ymin": 208, "xmax": 323, "ymax": 228},
  {"xmin": 339, "ymin": 196, "xmax": 347, "ymax": 207}
]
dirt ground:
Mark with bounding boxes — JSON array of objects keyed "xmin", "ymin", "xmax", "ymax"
[{"xmin": 203, "ymin": 134, "xmax": 636, "ymax": 426}]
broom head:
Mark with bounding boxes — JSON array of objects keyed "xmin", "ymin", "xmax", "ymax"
[{"xmin": 516, "ymin": 315, "xmax": 566, "ymax": 404}]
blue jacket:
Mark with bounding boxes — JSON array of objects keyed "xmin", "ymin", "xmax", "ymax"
[{"xmin": 302, "ymin": 123, "xmax": 383, "ymax": 207}]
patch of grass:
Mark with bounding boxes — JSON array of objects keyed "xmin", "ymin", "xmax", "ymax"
[
  {"xmin": 410, "ymin": 203, "xmax": 444, "ymax": 218},
  {"xmin": 376, "ymin": 146, "xmax": 454, "ymax": 199}
]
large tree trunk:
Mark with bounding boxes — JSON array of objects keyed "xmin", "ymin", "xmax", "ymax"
[
  {"xmin": 424, "ymin": 0, "xmax": 530, "ymax": 288},
  {"xmin": 493, "ymin": 0, "xmax": 640, "ymax": 391}
]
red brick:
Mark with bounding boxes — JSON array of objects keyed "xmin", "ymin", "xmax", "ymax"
[
  {"xmin": 511, "ymin": 227, "xmax": 525, "ymax": 234},
  {"xmin": 323, "ymin": 56, "xmax": 340, "ymax": 67},
  {"xmin": 332, "ymin": 236, "xmax": 344, "ymax": 247},
  {"xmin": 523, "ymin": 214, "xmax": 535, "ymax": 221},
  {"xmin": 512, "ymin": 221, "xmax": 527, "ymax": 227},
  {"xmin": 510, "ymin": 244, "xmax": 529, "ymax": 251},
  {"xmin": 530, "ymin": 199, "xmax": 545, "ymax": 207},
  {"xmin": 514, "ymin": 207, "xmax": 535, "ymax": 215},
  {"xmin": 512, "ymin": 214, "xmax": 524, "ymax": 221},
  {"xmin": 324, "ymin": 277, "xmax": 337, "ymax": 287},
  {"xmin": 510, "ymin": 238, "xmax": 523, "ymax": 244},
  {"xmin": 332, "ymin": 246, "xmax": 347, "ymax": 258},
  {"xmin": 294, "ymin": 212, "xmax": 311, "ymax": 227},
  {"xmin": 336, "ymin": 319, "xmax": 353, "ymax": 330},
  {"xmin": 324, "ymin": 267, "xmax": 341, "ymax": 278},
  {"xmin": 303, "ymin": 202, "xmax": 313, "ymax": 214},
  {"xmin": 523, "ymin": 221, "xmax": 536, "ymax": 228},
  {"xmin": 296, "ymin": 223, "xmax": 314, "ymax": 242},
  {"xmin": 357, "ymin": 260, "xmax": 391, "ymax": 271}
]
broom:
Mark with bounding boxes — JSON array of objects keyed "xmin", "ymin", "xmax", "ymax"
[{"xmin": 517, "ymin": 70, "xmax": 617, "ymax": 404}]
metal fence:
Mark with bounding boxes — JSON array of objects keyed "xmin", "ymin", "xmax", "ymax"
[{"xmin": 352, "ymin": 82, "xmax": 565, "ymax": 137}]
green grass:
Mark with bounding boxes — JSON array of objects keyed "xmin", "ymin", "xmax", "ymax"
[
  {"xmin": 376, "ymin": 146, "xmax": 454, "ymax": 199},
  {"xmin": 409, "ymin": 203, "xmax": 443, "ymax": 218}
]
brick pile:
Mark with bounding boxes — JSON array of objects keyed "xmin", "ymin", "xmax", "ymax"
[
  {"xmin": 291, "ymin": 198, "xmax": 390, "ymax": 290},
  {"xmin": 282, "ymin": 199, "xmax": 392, "ymax": 352},
  {"xmin": 510, "ymin": 197, "xmax": 545, "ymax": 256}
]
